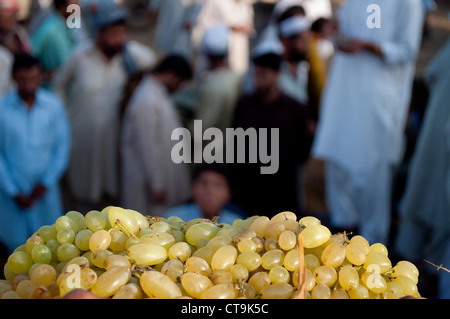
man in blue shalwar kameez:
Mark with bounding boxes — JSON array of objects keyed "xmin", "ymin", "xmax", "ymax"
[{"xmin": 0, "ymin": 54, "xmax": 71, "ymax": 253}]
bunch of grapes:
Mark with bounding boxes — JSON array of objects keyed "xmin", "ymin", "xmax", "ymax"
[{"xmin": 0, "ymin": 207, "xmax": 421, "ymax": 299}]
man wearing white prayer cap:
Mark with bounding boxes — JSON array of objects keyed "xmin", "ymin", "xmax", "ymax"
[{"xmin": 191, "ymin": 24, "xmax": 243, "ymax": 146}]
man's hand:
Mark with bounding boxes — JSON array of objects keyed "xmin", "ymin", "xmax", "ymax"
[
  {"xmin": 29, "ymin": 184, "xmax": 47, "ymax": 203},
  {"xmin": 14, "ymin": 194, "xmax": 32, "ymax": 209},
  {"xmin": 152, "ymin": 190, "xmax": 167, "ymax": 205},
  {"xmin": 338, "ymin": 39, "xmax": 382, "ymax": 56},
  {"xmin": 62, "ymin": 289, "xmax": 103, "ymax": 299}
]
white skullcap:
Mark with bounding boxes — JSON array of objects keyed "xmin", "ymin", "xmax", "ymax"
[
  {"xmin": 251, "ymin": 36, "xmax": 285, "ymax": 58},
  {"xmin": 201, "ymin": 25, "xmax": 231, "ymax": 56},
  {"xmin": 279, "ymin": 16, "xmax": 311, "ymax": 38}
]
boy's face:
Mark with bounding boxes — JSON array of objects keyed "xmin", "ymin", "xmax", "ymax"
[
  {"xmin": 192, "ymin": 171, "xmax": 231, "ymax": 217},
  {"xmin": 13, "ymin": 66, "xmax": 42, "ymax": 98},
  {"xmin": 253, "ymin": 65, "xmax": 279, "ymax": 92}
]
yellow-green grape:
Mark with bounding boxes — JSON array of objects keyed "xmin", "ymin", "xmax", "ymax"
[
  {"xmin": 28, "ymin": 263, "xmax": 42, "ymax": 277},
  {"xmin": 0, "ymin": 281, "xmax": 12, "ymax": 296},
  {"xmin": 31, "ymin": 244, "xmax": 52, "ymax": 264},
  {"xmin": 45, "ymin": 239, "xmax": 60, "ymax": 262},
  {"xmin": 109, "ymin": 229, "xmax": 127, "ymax": 252},
  {"xmin": 311, "ymin": 283, "xmax": 331, "ymax": 299},
  {"xmin": 348, "ymin": 284, "xmax": 369, "ymax": 299},
  {"xmin": 363, "ymin": 252, "xmax": 392, "ymax": 273},
  {"xmin": 127, "ymin": 243, "xmax": 167, "ymax": 266},
  {"xmin": 171, "ymin": 230, "xmax": 185, "ymax": 243},
  {"xmin": 181, "ymin": 273, "xmax": 214, "ymax": 298},
  {"xmin": 271, "ymin": 211, "xmax": 297, "ymax": 223},
  {"xmin": 140, "ymin": 231, "xmax": 176, "ymax": 250},
  {"xmin": 248, "ymin": 271, "xmax": 271, "ymax": 294},
  {"xmin": 125, "ymin": 236, "xmax": 141, "ymax": 250},
  {"xmin": 237, "ymin": 238, "xmax": 257, "ymax": 253},
  {"xmin": 80, "ymin": 267, "xmax": 97, "ymax": 290},
  {"xmin": 321, "ymin": 242, "xmax": 345, "ymax": 268},
  {"xmin": 15, "ymin": 279, "xmax": 36, "ymax": 299},
  {"xmin": 90, "ymin": 266, "xmax": 131, "ymax": 297},
  {"xmin": 368, "ymin": 243, "xmax": 388, "ymax": 256},
  {"xmin": 74, "ymin": 229, "xmax": 93, "ymax": 252},
  {"xmin": 200, "ymin": 283, "xmax": 237, "ymax": 299},
  {"xmin": 184, "ymin": 218, "xmax": 211, "ymax": 230},
  {"xmin": 233, "ymin": 215, "xmax": 259, "ymax": 230},
  {"xmin": 65, "ymin": 211, "xmax": 86, "ymax": 231},
  {"xmin": 385, "ymin": 281, "xmax": 405, "ymax": 299},
  {"xmin": 331, "ymin": 288, "xmax": 350, "ymax": 299},
  {"xmin": 209, "ymin": 269, "xmax": 233, "ymax": 285},
  {"xmin": 107, "ymin": 206, "xmax": 140, "ymax": 237},
  {"xmin": 185, "ymin": 256, "xmax": 212, "ymax": 276},
  {"xmin": 313, "ymin": 265, "xmax": 337, "ymax": 287},
  {"xmin": 260, "ymin": 283, "xmax": 294, "ymax": 299},
  {"xmin": 126, "ymin": 209, "xmax": 150, "ymax": 230},
  {"xmin": 232, "ymin": 230, "xmax": 256, "ymax": 245},
  {"xmin": 25, "ymin": 235, "xmax": 45, "ymax": 255},
  {"xmin": 304, "ymin": 254, "xmax": 321, "ymax": 271},
  {"xmin": 161, "ymin": 259, "xmax": 184, "ymax": 282},
  {"xmin": 192, "ymin": 246, "xmax": 214, "ymax": 265},
  {"xmin": 278, "ymin": 230, "xmax": 297, "ymax": 251},
  {"xmin": 30, "ymin": 264, "xmax": 56, "ymax": 287},
  {"xmin": 300, "ymin": 225, "xmax": 331, "ymax": 248},
  {"xmin": 56, "ymin": 243, "xmax": 80, "ymax": 262},
  {"xmin": 207, "ymin": 235, "xmax": 233, "ymax": 252},
  {"xmin": 12, "ymin": 274, "xmax": 28, "ymax": 290},
  {"xmin": 261, "ymin": 249, "xmax": 285, "ymax": 270},
  {"xmin": 211, "ymin": 245, "xmax": 237, "ymax": 271},
  {"xmin": 1, "ymin": 290, "xmax": 21, "ymax": 299},
  {"xmin": 55, "ymin": 216, "xmax": 78, "ymax": 232},
  {"xmin": 264, "ymin": 237, "xmax": 279, "ymax": 251},
  {"xmin": 37, "ymin": 225, "xmax": 57, "ymax": 242},
  {"xmin": 283, "ymin": 219, "xmax": 300, "ymax": 232},
  {"xmin": 303, "ymin": 268, "xmax": 316, "ymax": 291},
  {"xmin": 252, "ymin": 237, "xmax": 265, "ymax": 253},
  {"xmin": 196, "ymin": 238, "xmax": 209, "ymax": 248},
  {"xmin": 185, "ymin": 222, "xmax": 220, "ymax": 247},
  {"xmin": 345, "ymin": 243, "xmax": 367, "ymax": 266},
  {"xmin": 299, "ymin": 216, "xmax": 321, "ymax": 227},
  {"xmin": 103, "ymin": 254, "xmax": 131, "ymax": 270},
  {"xmin": 269, "ymin": 265, "xmax": 290, "ymax": 284},
  {"xmin": 338, "ymin": 265, "xmax": 359, "ymax": 291},
  {"xmin": 349, "ymin": 235, "xmax": 370, "ymax": 255},
  {"xmin": 248, "ymin": 216, "xmax": 270, "ymax": 237},
  {"xmin": 360, "ymin": 271, "xmax": 387, "ymax": 294},
  {"xmin": 140, "ymin": 270, "xmax": 182, "ymax": 299},
  {"xmin": 230, "ymin": 264, "xmax": 249, "ymax": 283},
  {"xmin": 283, "ymin": 248, "xmax": 299, "ymax": 272},
  {"xmin": 3, "ymin": 264, "xmax": 16, "ymax": 282},
  {"xmin": 392, "ymin": 275, "xmax": 418, "ymax": 296},
  {"xmin": 8, "ymin": 251, "xmax": 34, "ymax": 274},
  {"xmin": 62, "ymin": 256, "xmax": 89, "ymax": 273},
  {"xmin": 30, "ymin": 285, "xmax": 53, "ymax": 299},
  {"xmin": 56, "ymin": 228, "xmax": 76, "ymax": 245},
  {"xmin": 113, "ymin": 283, "xmax": 144, "ymax": 299},
  {"xmin": 150, "ymin": 221, "xmax": 172, "ymax": 233},
  {"xmin": 89, "ymin": 230, "xmax": 111, "ymax": 251},
  {"xmin": 327, "ymin": 233, "xmax": 348, "ymax": 245},
  {"xmin": 168, "ymin": 242, "xmax": 192, "ymax": 261},
  {"xmin": 13, "ymin": 244, "xmax": 26, "ymax": 252},
  {"xmin": 264, "ymin": 222, "xmax": 286, "ymax": 240},
  {"xmin": 238, "ymin": 282, "xmax": 256, "ymax": 299},
  {"xmin": 85, "ymin": 210, "xmax": 107, "ymax": 232},
  {"xmin": 91, "ymin": 249, "xmax": 113, "ymax": 268},
  {"xmin": 392, "ymin": 261, "xmax": 419, "ymax": 284}
]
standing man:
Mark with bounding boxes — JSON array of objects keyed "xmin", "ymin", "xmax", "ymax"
[
  {"xmin": 120, "ymin": 55, "xmax": 193, "ymax": 217},
  {"xmin": 0, "ymin": 0, "xmax": 31, "ymax": 55},
  {"xmin": 231, "ymin": 44, "xmax": 312, "ymax": 218},
  {"xmin": 53, "ymin": 3, "xmax": 157, "ymax": 213},
  {"xmin": 312, "ymin": 0, "xmax": 424, "ymax": 244},
  {"xmin": 0, "ymin": 54, "xmax": 70, "ymax": 253},
  {"xmin": 196, "ymin": 0, "xmax": 255, "ymax": 75}
]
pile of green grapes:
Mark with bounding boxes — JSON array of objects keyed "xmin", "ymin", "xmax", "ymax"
[{"xmin": 1, "ymin": 207, "xmax": 421, "ymax": 299}]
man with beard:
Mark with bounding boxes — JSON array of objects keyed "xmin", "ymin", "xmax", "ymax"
[
  {"xmin": 230, "ymin": 43, "xmax": 312, "ymax": 218},
  {"xmin": 53, "ymin": 3, "xmax": 157, "ymax": 213}
]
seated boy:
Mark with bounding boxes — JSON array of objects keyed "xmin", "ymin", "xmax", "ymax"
[{"xmin": 163, "ymin": 164, "xmax": 246, "ymax": 225}]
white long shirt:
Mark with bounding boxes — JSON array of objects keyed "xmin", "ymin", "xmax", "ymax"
[
  {"xmin": 0, "ymin": 45, "xmax": 13, "ymax": 98},
  {"xmin": 312, "ymin": 0, "xmax": 424, "ymax": 174},
  {"xmin": 53, "ymin": 41, "xmax": 157, "ymax": 204},
  {"xmin": 120, "ymin": 75, "xmax": 191, "ymax": 216}
]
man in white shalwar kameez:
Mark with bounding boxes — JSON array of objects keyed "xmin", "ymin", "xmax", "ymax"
[
  {"xmin": 0, "ymin": 44, "xmax": 12, "ymax": 97},
  {"xmin": 120, "ymin": 55, "xmax": 193, "ymax": 217},
  {"xmin": 312, "ymin": 0, "xmax": 424, "ymax": 245},
  {"xmin": 149, "ymin": 0, "xmax": 204, "ymax": 59},
  {"xmin": 393, "ymin": 39, "xmax": 450, "ymax": 295},
  {"xmin": 53, "ymin": 5, "xmax": 157, "ymax": 212},
  {"xmin": 195, "ymin": 0, "xmax": 254, "ymax": 75}
]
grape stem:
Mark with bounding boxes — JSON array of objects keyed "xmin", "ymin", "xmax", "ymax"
[{"xmin": 424, "ymin": 260, "xmax": 450, "ymax": 274}]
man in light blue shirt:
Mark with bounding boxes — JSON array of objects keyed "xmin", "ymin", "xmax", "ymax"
[
  {"xmin": 0, "ymin": 54, "xmax": 71, "ymax": 253},
  {"xmin": 163, "ymin": 164, "xmax": 246, "ymax": 225}
]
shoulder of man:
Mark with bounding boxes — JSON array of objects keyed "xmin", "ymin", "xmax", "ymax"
[{"xmin": 126, "ymin": 40, "xmax": 158, "ymax": 70}]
